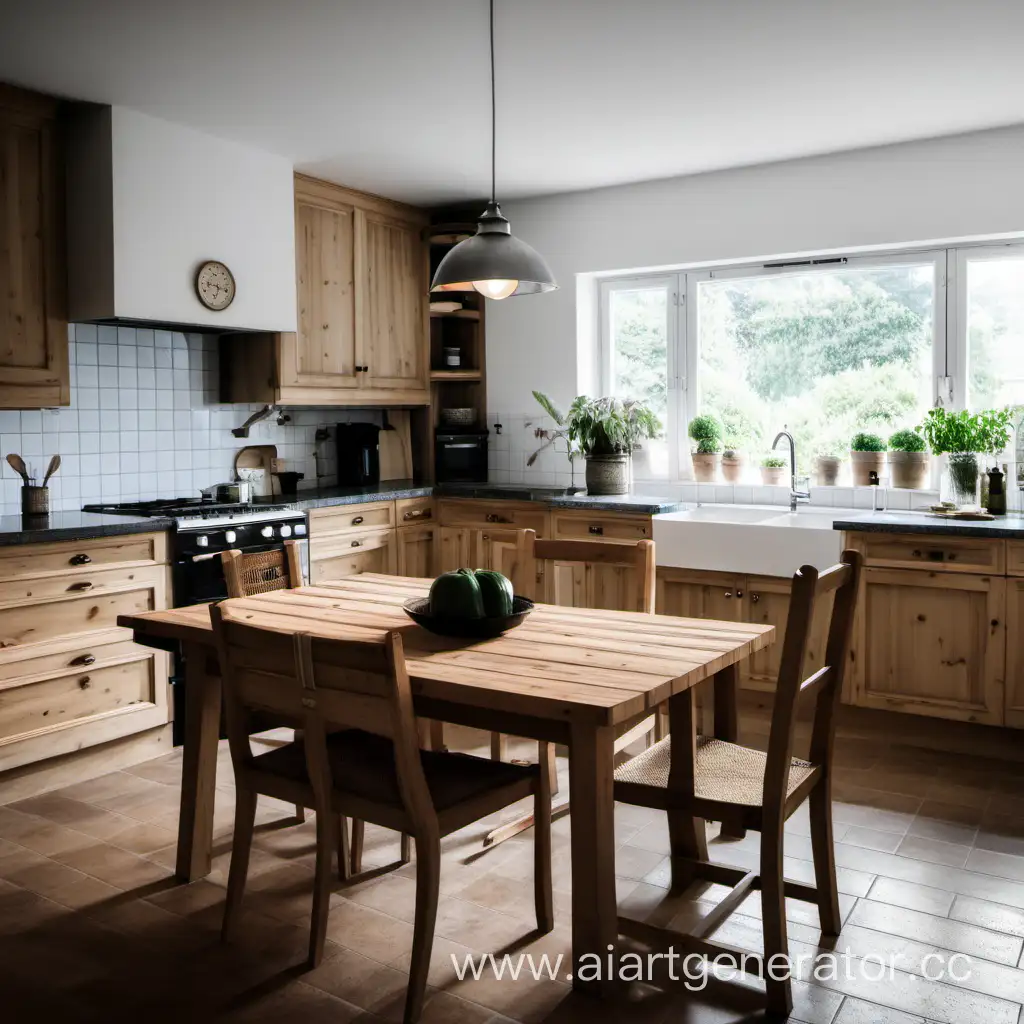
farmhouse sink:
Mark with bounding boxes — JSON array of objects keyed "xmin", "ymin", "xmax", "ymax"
[{"xmin": 653, "ymin": 504, "xmax": 870, "ymax": 576}]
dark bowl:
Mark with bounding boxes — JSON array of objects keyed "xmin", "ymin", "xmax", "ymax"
[{"xmin": 403, "ymin": 595, "xmax": 534, "ymax": 638}]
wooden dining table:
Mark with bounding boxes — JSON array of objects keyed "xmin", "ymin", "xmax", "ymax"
[{"xmin": 118, "ymin": 573, "xmax": 773, "ymax": 989}]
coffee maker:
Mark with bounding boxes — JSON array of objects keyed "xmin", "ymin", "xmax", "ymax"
[{"xmin": 336, "ymin": 422, "xmax": 381, "ymax": 486}]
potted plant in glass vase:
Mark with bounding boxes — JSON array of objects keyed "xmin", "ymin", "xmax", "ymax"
[
  {"xmin": 887, "ymin": 429, "xmax": 930, "ymax": 489},
  {"xmin": 530, "ymin": 392, "xmax": 660, "ymax": 496},
  {"xmin": 688, "ymin": 414, "xmax": 723, "ymax": 483},
  {"xmin": 919, "ymin": 407, "xmax": 1012, "ymax": 509},
  {"xmin": 850, "ymin": 432, "xmax": 887, "ymax": 486},
  {"xmin": 760, "ymin": 454, "xmax": 787, "ymax": 485}
]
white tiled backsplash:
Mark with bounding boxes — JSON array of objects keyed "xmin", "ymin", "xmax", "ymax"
[
  {"xmin": 487, "ymin": 409, "xmax": 941, "ymax": 509},
  {"xmin": 0, "ymin": 324, "xmax": 382, "ymax": 515}
]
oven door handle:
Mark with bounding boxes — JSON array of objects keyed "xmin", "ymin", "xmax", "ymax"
[
  {"xmin": 442, "ymin": 442, "xmax": 479, "ymax": 449},
  {"xmin": 192, "ymin": 552, "xmax": 220, "ymax": 563}
]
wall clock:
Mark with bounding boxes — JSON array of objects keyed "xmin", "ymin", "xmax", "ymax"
[{"xmin": 195, "ymin": 260, "xmax": 236, "ymax": 311}]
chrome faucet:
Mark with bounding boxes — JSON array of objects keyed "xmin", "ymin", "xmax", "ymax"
[{"xmin": 772, "ymin": 429, "xmax": 810, "ymax": 512}]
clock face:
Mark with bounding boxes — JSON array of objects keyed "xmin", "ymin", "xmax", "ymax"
[{"xmin": 195, "ymin": 260, "xmax": 236, "ymax": 311}]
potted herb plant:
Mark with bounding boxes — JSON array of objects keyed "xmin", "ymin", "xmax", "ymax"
[
  {"xmin": 815, "ymin": 444, "xmax": 844, "ymax": 486},
  {"xmin": 887, "ymin": 429, "xmax": 930, "ymax": 489},
  {"xmin": 850, "ymin": 432, "xmax": 887, "ymax": 486},
  {"xmin": 530, "ymin": 392, "xmax": 660, "ymax": 496},
  {"xmin": 919, "ymin": 407, "xmax": 1013, "ymax": 508},
  {"xmin": 721, "ymin": 441, "xmax": 744, "ymax": 483},
  {"xmin": 760, "ymin": 454, "xmax": 787, "ymax": 485},
  {"xmin": 688, "ymin": 414, "xmax": 723, "ymax": 483}
]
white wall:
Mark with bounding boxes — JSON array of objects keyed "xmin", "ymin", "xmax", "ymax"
[
  {"xmin": 68, "ymin": 107, "xmax": 297, "ymax": 332},
  {"xmin": 486, "ymin": 125, "xmax": 1024, "ymax": 422}
]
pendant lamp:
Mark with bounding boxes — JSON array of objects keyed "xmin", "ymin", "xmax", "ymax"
[{"xmin": 430, "ymin": 0, "xmax": 557, "ymax": 299}]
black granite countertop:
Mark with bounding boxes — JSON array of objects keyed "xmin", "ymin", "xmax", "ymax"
[
  {"xmin": 257, "ymin": 481, "xmax": 433, "ymax": 511},
  {"xmin": 0, "ymin": 511, "xmax": 175, "ymax": 547},
  {"xmin": 434, "ymin": 483, "xmax": 685, "ymax": 514},
  {"xmin": 833, "ymin": 511, "xmax": 1024, "ymax": 539}
]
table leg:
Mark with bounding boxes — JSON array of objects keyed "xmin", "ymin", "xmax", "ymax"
[
  {"xmin": 713, "ymin": 663, "xmax": 746, "ymax": 840},
  {"xmin": 569, "ymin": 722, "xmax": 617, "ymax": 993},
  {"xmin": 176, "ymin": 644, "xmax": 222, "ymax": 881},
  {"xmin": 666, "ymin": 687, "xmax": 708, "ymax": 891}
]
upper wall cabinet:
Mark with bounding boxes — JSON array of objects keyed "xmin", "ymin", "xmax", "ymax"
[
  {"xmin": 221, "ymin": 174, "xmax": 429, "ymax": 406},
  {"xmin": 0, "ymin": 85, "xmax": 68, "ymax": 408}
]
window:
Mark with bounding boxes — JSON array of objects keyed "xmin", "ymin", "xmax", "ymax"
[{"xmin": 598, "ymin": 243, "xmax": 1018, "ymax": 481}]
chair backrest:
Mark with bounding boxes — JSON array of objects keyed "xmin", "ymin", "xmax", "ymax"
[
  {"xmin": 221, "ymin": 540, "xmax": 303, "ymax": 598},
  {"xmin": 209, "ymin": 601, "xmax": 434, "ymax": 830},
  {"xmin": 762, "ymin": 549, "xmax": 863, "ymax": 815},
  {"xmin": 473, "ymin": 528, "xmax": 538, "ymax": 598},
  {"xmin": 533, "ymin": 536, "xmax": 656, "ymax": 613}
]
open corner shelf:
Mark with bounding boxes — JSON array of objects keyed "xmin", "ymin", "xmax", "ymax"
[
  {"xmin": 430, "ymin": 369, "xmax": 483, "ymax": 383},
  {"xmin": 429, "ymin": 308, "xmax": 481, "ymax": 320}
]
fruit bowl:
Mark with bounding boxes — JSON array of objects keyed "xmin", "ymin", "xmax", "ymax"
[{"xmin": 403, "ymin": 595, "xmax": 534, "ymax": 638}]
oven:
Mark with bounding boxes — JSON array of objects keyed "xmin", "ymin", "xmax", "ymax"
[{"xmin": 435, "ymin": 431, "xmax": 488, "ymax": 483}]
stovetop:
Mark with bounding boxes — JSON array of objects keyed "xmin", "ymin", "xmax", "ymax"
[{"xmin": 84, "ymin": 498, "xmax": 289, "ymax": 518}]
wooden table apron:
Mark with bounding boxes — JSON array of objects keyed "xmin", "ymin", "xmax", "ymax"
[{"xmin": 119, "ymin": 574, "xmax": 773, "ymax": 992}]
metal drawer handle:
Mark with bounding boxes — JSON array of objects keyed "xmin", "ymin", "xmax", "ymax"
[
  {"xmin": 70, "ymin": 553, "xmax": 92, "ymax": 566},
  {"xmin": 735, "ymin": 589, "xmax": 744, "ymax": 599},
  {"xmin": 485, "ymin": 514, "xmax": 511, "ymax": 524},
  {"xmin": 67, "ymin": 581, "xmax": 94, "ymax": 592},
  {"xmin": 404, "ymin": 509, "xmax": 430, "ymax": 520},
  {"xmin": 724, "ymin": 591, "xmax": 733, "ymax": 598},
  {"xmin": 751, "ymin": 593, "xmax": 760, "ymax": 604},
  {"xmin": 351, "ymin": 540, "xmax": 363, "ymax": 548},
  {"xmin": 78, "ymin": 676, "xmax": 91, "ymax": 689},
  {"xmin": 70, "ymin": 653, "xmax": 95, "ymax": 667},
  {"xmin": 588, "ymin": 525, "xmax": 604, "ymax": 535},
  {"xmin": 352, "ymin": 516, "xmax": 364, "ymax": 525}
]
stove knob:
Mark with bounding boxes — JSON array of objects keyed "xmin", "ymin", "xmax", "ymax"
[
  {"xmin": 279, "ymin": 524, "xmax": 292, "ymax": 538},
  {"xmin": 261, "ymin": 526, "xmax": 274, "ymax": 538},
  {"xmin": 294, "ymin": 523, "xmax": 307, "ymax": 536},
  {"xmin": 225, "ymin": 530, "xmax": 237, "ymax": 544},
  {"xmin": 196, "ymin": 535, "xmax": 209, "ymax": 548}
]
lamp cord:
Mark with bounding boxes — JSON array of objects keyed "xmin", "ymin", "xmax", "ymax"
[{"xmin": 489, "ymin": 0, "xmax": 496, "ymax": 203}]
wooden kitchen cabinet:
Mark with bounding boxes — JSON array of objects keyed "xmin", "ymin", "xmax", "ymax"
[
  {"xmin": 1002, "ymin": 576, "xmax": 1024, "ymax": 728},
  {"xmin": 0, "ymin": 84, "xmax": 69, "ymax": 409},
  {"xmin": 309, "ymin": 529, "xmax": 397, "ymax": 583},
  {"xmin": 396, "ymin": 524, "xmax": 435, "ymax": 578},
  {"xmin": 220, "ymin": 175, "xmax": 429, "ymax": 407},
  {"xmin": 849, "ymin": 566, "xmax": 1005, "ymax": 726}
]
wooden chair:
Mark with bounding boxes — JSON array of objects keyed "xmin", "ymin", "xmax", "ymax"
[
  {"xmin": 221, "ymin": 540, "xmax": 306, "ymax": 822},
  {"xmin": 482, "ymin": 529, "xmax": 659, "ymax": 848},
  {"xmin": 210, "ymin": 603, "xmax": 553, "ymax": 1024},
  {"xmin": 612, "ymin": 550, "xmax": 862, "ymax": 1016}
]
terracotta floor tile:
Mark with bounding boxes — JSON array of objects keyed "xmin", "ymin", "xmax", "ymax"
[{"xmin": 54, "ymin": 840, "xmax": 174, "ymax": 889}]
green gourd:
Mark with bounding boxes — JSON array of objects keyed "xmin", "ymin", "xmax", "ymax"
[
  {"xmin": 428, "ymin": 569, "xmax": 485, "ymax": 619},
  {"xmin": 473, "ymin": 569, "xmax": 515, "ymax": 617}
]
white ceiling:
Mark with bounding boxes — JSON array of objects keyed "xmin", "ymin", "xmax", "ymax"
[{"xmin": 4, "ymin": 0, "xmax": 1024, "ymax": 206}]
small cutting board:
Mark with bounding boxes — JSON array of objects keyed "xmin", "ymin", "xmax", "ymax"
[{"xmin": 380, "ymin": 411, "xmax": 413, "ymax": 481}]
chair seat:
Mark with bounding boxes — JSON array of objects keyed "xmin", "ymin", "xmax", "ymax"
[
  {"xmin": 255, "ymin": 729, "xmax": 538, "ymax": 812},
  {"xmin": 614, "ymin": 736, "xmax": 816, "ymax": 808}
]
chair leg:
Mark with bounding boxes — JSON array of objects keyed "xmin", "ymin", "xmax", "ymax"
[
  {"xmin": 490, "ymin": 731, "xmax": 505, "ymax": 761},
  {"xmin": 308, "ymin": 805, "xmax": 335, "ymax": 968},
  {"xmin": 808, "ymin": 783, "xmax": 841, "ymax": 936},
  {"xmin": 221, "ymin": 786, "xmax": 258, "ymax": 944},
  {"xmin": 534, "ymin": 755, "xmax": 554, "ymax": 933},
  {"xmin": 401, "ymin": 833, "xmax": 412, "ymax": 864},
  {"xmin": 335, "ymin": 815, "xmax": 351, "ymax": 882},
  {"xmin": 406, "ymin": 834, "xmax": 441, "ymax": 1024},
  {"xmin": 541, "ymin": 740, "xmax": 559, "ymax": 796},
  {"xmin": 350, "ymin": 819, "xmax": 365, "ymax": 875},
  {"xmin": 759, "ymin": 818, "xmax": 793, "ymax": 1017},
  {"xmin": 294, "ymin": 804, "xmax": 306, "ymax": 823}
]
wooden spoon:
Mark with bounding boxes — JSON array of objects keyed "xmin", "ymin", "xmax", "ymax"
[
  {"xmin": 42, "ymin": 454, "xmax": 61, "ymax": 486},
  {"xmin": 5, "ymin": 454, "xmax": 28, "ymax": 484}
]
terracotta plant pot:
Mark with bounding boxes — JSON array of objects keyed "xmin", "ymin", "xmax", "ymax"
[
  {"xmin": 691, "ymin": 452, "xmax": 720, "ymax": 483},
  {"xmin": 721, "ymin": 455, "xmax": 744, "ymax": 483},
  {"xmin": 888, "ymin": 451, "xmax": 931, "ymax": 489},
  {"xmin": 816, "ymin": 456, "xmax": 841, "ymax": 486},
  {"xmin": 761, "ymin": 466, "xmax": 785, "ymax": 485},
  {"xmin": 850, "ymin": 450, "xmax": 887, "ymax": 486},
  {"xmin": 585, "ymin": 453, "xmax": 630, "ymax": 495}
]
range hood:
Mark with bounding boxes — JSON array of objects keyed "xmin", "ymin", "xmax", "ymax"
[{"xmin": 66, "ymin": 105, "xmax": 297, "ymax": 334}]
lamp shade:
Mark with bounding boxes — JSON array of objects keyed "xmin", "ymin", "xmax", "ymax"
[{"xmin": 431, "ymin": 202, "xmax": 557, "ymax": 297}]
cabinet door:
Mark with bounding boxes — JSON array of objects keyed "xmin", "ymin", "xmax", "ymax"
[
  {"xmin": 359, "ymin": 211, "xmax": 427, "ymax": 393},
  {"xmin": 282, "ymin": 187, "xmax": 359, "ymax": 391},
  {"xmin": 1005, "ymin": 578, "xmax": 1024, "ymax": 728},
  {"xmin": 851, "ymin": 567, "xmax": 1004, "ymax": 725},
  {"xmin": 397, "ymin": 524, "xmax": 435, "ymax": 578},
  {"xmin": 436, "ymin": 526, "xmax": 474, "ymax": 574},
  {"xmin": 0, "ymin": 86, "xmax": 68, "ymax": 408},
  {"xmin": 656, "ymin": 568, "xmax": 744, "ymax": 622}
]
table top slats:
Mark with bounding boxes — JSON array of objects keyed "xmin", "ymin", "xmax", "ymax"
[{"xmin": 118, "ymin": 573, "xmax": 774, "ymax": 726}]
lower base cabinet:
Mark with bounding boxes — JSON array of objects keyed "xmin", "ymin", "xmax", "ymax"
[
  {"xmin": 396, "ymin": 524, "xmax": 435, "ymax": 578},
  {"xmin": 309, "ymin": 529, "xmax": 397, "ymax": 583},
  {"xmin": 1006, "ymin": 577, "xmax": 1024, "ymax": 728}
]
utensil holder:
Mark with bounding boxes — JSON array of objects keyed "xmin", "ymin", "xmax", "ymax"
[{"xmin": 21, "ymin": 485, "xmax": 49, "ymax": 515}]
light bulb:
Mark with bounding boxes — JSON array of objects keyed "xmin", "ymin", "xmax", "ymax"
[{"xmin": 473, "ymin": 278, "xmax": 518, "ymax": 300}]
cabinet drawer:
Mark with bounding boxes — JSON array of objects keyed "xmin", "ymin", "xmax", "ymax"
[
  {"xmin": 0, "ymin": 532, "xmax": 167, "ymax": 582},
  {"xmin": 551, "ymin": 511, "xmax": 652, "ymax": 543},
  {"xmin": 1007, "ymin": 541, "xmax": 1024, "ymax": 577},
  {"xmin": 848, "ymin": 532, "xmax": 1004, "ymax": 575},
  {"xmin": 437, "ymin": 500, "xmax": 549, "ymax": 536},
  {"xmin": 0, "ymin": 632, "xmax": 143, "ymax": 686},
  {"xmin": 310, "ymin": 502, "xmax": 394, "ymax": 536},
  {"xmin": 309, "ymin": 530, "xmax": 396, "ymax": 583},
  {"xmin": 0, "ymin": 583, "xmax": 162, "ymax": 650},
  {"xmin": 396, "ymin": 497, "xmax": 434, "ymax": 525},
  {"xmin": 0, "ymin": 564, "xmax": 166, "ymax": 607},
  {"xmin": 0, "ymin": 656, "xmax": 158, "ymax": 743},
  {"xmin": 310, "ymin": 527, "xmax": 394, "ymax": 563}
]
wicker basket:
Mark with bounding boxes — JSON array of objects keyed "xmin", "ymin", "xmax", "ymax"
[{"xmin": 21, "ymin": 485, "xmax": 49, "ymax": 515}]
